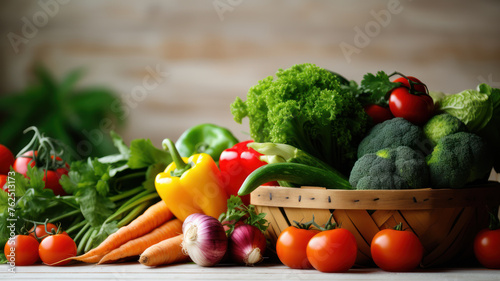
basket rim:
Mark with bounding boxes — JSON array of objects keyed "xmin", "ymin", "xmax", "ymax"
[{"xmin": 250, "ymin": 182, "xmax": 500, "ymax": 210}]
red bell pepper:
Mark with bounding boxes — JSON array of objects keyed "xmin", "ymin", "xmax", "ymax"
[{"xmin": 219, "ymin": 140, "xmax": 276, "ymax": 205}]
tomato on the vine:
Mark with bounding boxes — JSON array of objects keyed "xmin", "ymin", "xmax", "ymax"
[
  {"xmin": 0, "ymin": 144, "xmax": 15, "ymax": 175},
  {"xmin": 13, "ymin": 127, "xmax": 70, "ymax": 196},
  {"xmin": 473, "ymin": 216, "xmax": 500, "ymax": 269},
  {"xmin": 29, "ymin": 223, "xmax": 67, "ymax": 241},
  {"xmin": 276, "ymin": 225, "xmax": 319, "ymax": 269},
  {"xmin": 370, "ymin": 224, "xmax": 424, "ymax": 272},
  {"xmin": 389, "ymin": 76, "xmax": 434, "ymax": 126},
  {"xmin": 306, "ymin": 228, "xmax": 357, "ymax": 273},
  {"xmin": 38, "ymin": 234, "xmax": 77, "ymax": 266},
  {"xmin": 13, "ymin": 151, "xmax": 69, "ymax": 196},
  {"xmin": 3, "ymin": 235, "xmax": 40, "ymax": 266}
]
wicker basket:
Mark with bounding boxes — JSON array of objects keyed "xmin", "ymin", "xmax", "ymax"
[{"xmin": 251, "ymin": 183, "xmax": 500, "ymax": 268}]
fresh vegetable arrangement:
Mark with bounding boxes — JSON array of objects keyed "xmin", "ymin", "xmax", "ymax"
[
  {"xmin": 230, "ymin": 63, "xmax": 370, "ymax": 176},
  {"xmin": 1, "ymin": 127, "xmax": 172, "ymax": 264},
  {"xmin": 1, "ymin": 62, "xmax": 499, "ymax": 273},
  {"xmin": 233, "ymin": 64, "xmax": 499, "ymax": 191}
]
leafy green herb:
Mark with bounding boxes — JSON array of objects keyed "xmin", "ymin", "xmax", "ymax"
[
  {"xmin": 356, "ymin": 71, "xmax": 401, "ymax": 106},
  {"xmin": 127, "ymin": 139, "xmax": 171, "ymax": 169},
  {"xmin": 219, "ymin": 196, "xmax": 268, "ymax": 235}
]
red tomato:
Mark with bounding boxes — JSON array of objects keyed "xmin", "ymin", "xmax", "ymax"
[
  {"xmin": 389, "ymin": 76, "xmax": 434, "ymax": 126},
  {"xmin": 0, "ymin": 174, "xmax": 8, "ymax": 193},
  {"xmin": 364, "ymin": 104, "xmax": 394, "ymax": 124},
  {"xmin": 393, "ymin": 76, "xmax": 427, "ymax": 94},
  {"xmin": 13, "ymin": 151, "xmax": 69, "ymax": 196},
  {"xmin": 370, "ymin": 227, "xmax": 424, "ymax": 272},
  {"xmin": 4, "ymin": 235, "xmax": 40, "ymax": 266},
  {"xmin": 306, "ymin": 228, "xmax": 357, "ymax": 273},
  {"xmin": 0, "ymin": 144, "xmax": 15, "ymax": 174},
  {"xmin": 276, "ymin": 226, "xmax": 320, "ymax": 269},
  {"xmin": 38, "ymin": 234, "xmax": 77, "ymax": 266},
  {"xmin": 474, "ymin": 228, "xmax": 500, "ymax": 269},
  {"xmin": 29, "ymin": 223, "xmax": 67, "ymax": 240}
]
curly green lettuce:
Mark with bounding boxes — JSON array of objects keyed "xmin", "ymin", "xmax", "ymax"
[{"xmin": 231, "ymin": 63, "xmax": 369, "ymax": 175}]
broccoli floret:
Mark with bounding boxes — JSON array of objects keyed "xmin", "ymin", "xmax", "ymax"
[
  {"xmin": 423, "ymin": 113, "xmax": 468, "ymax": 146},
  {"xmin": 231, "ymin": 63, "xmax": 369, "ymax": 175},
  {"xmin": 349, "ymin": 146, "xmax": 429, "ymax": 190},
  {"xmin": 357, "ymin": 117, "xmax": 429, "ymax": 158},
  {"xmin": 426, "ymin": 132, "xmax": 493, "ymax": 189}
]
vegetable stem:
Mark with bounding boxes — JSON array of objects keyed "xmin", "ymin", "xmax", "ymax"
[
  {"xmin": 114, "ymin": 171, "xmax": 147, "ymax": 183},
  {"xmin": 163, "ymin": 138, "xmax": 191, "ymax": 177},
  {"xmin": 57, "ymin": 196, "xmax": 79, "ymax": 209},
  {"xmin": 108, "ymin": 186, "xmax": 143, "ymax": 202},
  {"xmin": 104, "ymin": 193, "xmax": 159, "ymax": 224},
  {"xmin": 115, "ymin": 189, "xmax": 151, "ymax": 213},
  {"xmin": 77, "ymin": 226, "xmax": 93, "ymax": 254},
  {"xmin": 117, "ymin": 201, "xmax": 150, "ymax": 228},
  {"xmin": 84, "ymin": 229, "xmax": 99, "ymax": 253},
  {"xmin": 66, "ymin": 220, "xmax": 87, "ymax": 235},
  {"xmin": 73, "ymin": 222, "xmax": 90, "ymax": 243},
  {"xmin": 49, "ymin": 209, "xmax": 81, "ymax": 223}
]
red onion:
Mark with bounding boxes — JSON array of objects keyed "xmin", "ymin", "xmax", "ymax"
[
  {"xmin": 229, "ymin": 224, "xmax": 267, "ymax": 266},
  {"xmin": 182, "ymin": 213, "xmax": 228, "ymax": 267}
]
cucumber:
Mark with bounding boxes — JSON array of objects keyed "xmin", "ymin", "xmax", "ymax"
[
  {"xmin": 248, "ymin": 142, "xmax": 348, "ymax": 187},
  {"xmin": 237, "ymin": 162, "xmax": 353, "ymax": 196}
]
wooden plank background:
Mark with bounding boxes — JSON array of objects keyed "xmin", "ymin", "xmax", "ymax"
[{"xmin": 0, "ymin": 0, "xmax": 499, "ymax": 170}]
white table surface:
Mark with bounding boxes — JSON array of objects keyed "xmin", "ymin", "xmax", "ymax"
[{"xmin": 1, "ymin": 262, "xmax": 499, "ymax": 281}]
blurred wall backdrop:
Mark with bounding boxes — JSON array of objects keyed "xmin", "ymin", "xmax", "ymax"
[{"xmin": 1, "ymin": 0, "xmax": 499, "ymax": 160}]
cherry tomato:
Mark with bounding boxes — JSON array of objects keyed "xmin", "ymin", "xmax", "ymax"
[
  {"xmin": 364, "ymin": 104, "xmax": 394, "ymax": 124},
  {"xmin": 29, "ymin": 223, "xmax": 67, "ymax": 240},
  {"xmin": 306, "ymin": 228, "xmax": 357, "ymax": 273},
  {"xmin": 389, "ymin": 76, "xmax": 434, "ymax": 126},
  {"xmin": 0, "ymin": 174, "xmax": 8, "ymax": 193},
  {"xmin": 38, "ymin": 234, "xmax": 77, "ymax": 266},
  {"xmin": 13, "ymin": 151, "xmax": 69, "ymax": 196},
  {"xmin": 370, "ymin": 227, "xmax": 424, "ymax": 272},
  {"xmin": 0, "ymin": 144, "xmax": 15, "ymax": 174},
  {"xmin": 474, "ymin": 228, "xmax": 500, "ymax": 269},
  {"xmin": 276, "ymin": 226, "xmax": 319, "ymax": 269},
  {"xmin": 3, "ymin": 235, "xmax": 40, "ymax": 266}
]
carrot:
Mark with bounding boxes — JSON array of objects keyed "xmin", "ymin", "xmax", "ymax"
[
  {"xmin": 71, "ymin": 200, "xmax": 173, "ymax": 263},
  {"xmin": 98, "ymin": 218, "xmax": 183, "ymax": 264},
  {"xmin": 139, "ymin": 234, "xmax": 190, "ymax": 267}
]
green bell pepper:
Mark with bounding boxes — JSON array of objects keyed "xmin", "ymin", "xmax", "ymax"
[{"xmin": 175, "ymin": 123, "xmax": 239, "ymax": 162}]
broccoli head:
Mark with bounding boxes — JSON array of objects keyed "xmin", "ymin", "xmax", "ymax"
[
  {"xmin": 357, "ymin": 117, "xmax": 429, "ymax": 158},
  {"xmin": 426, "ymin": 132, "xmax": 493, "ymax": 189},
  {"xmin": 231, "ymin": 63, "xmax": 369, "ymax": 175},
  {"xmin": 423, "ymin": 113, "xmax": 468, "ymax": 146},
  {"xmin": 349, "ymin": 146, "xmax": 429, "ymax": 190}
]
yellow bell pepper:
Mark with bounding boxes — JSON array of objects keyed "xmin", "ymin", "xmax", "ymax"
[{"xmin": 155, "ymin": 139, "xmax": 228, "ymax": 221}]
